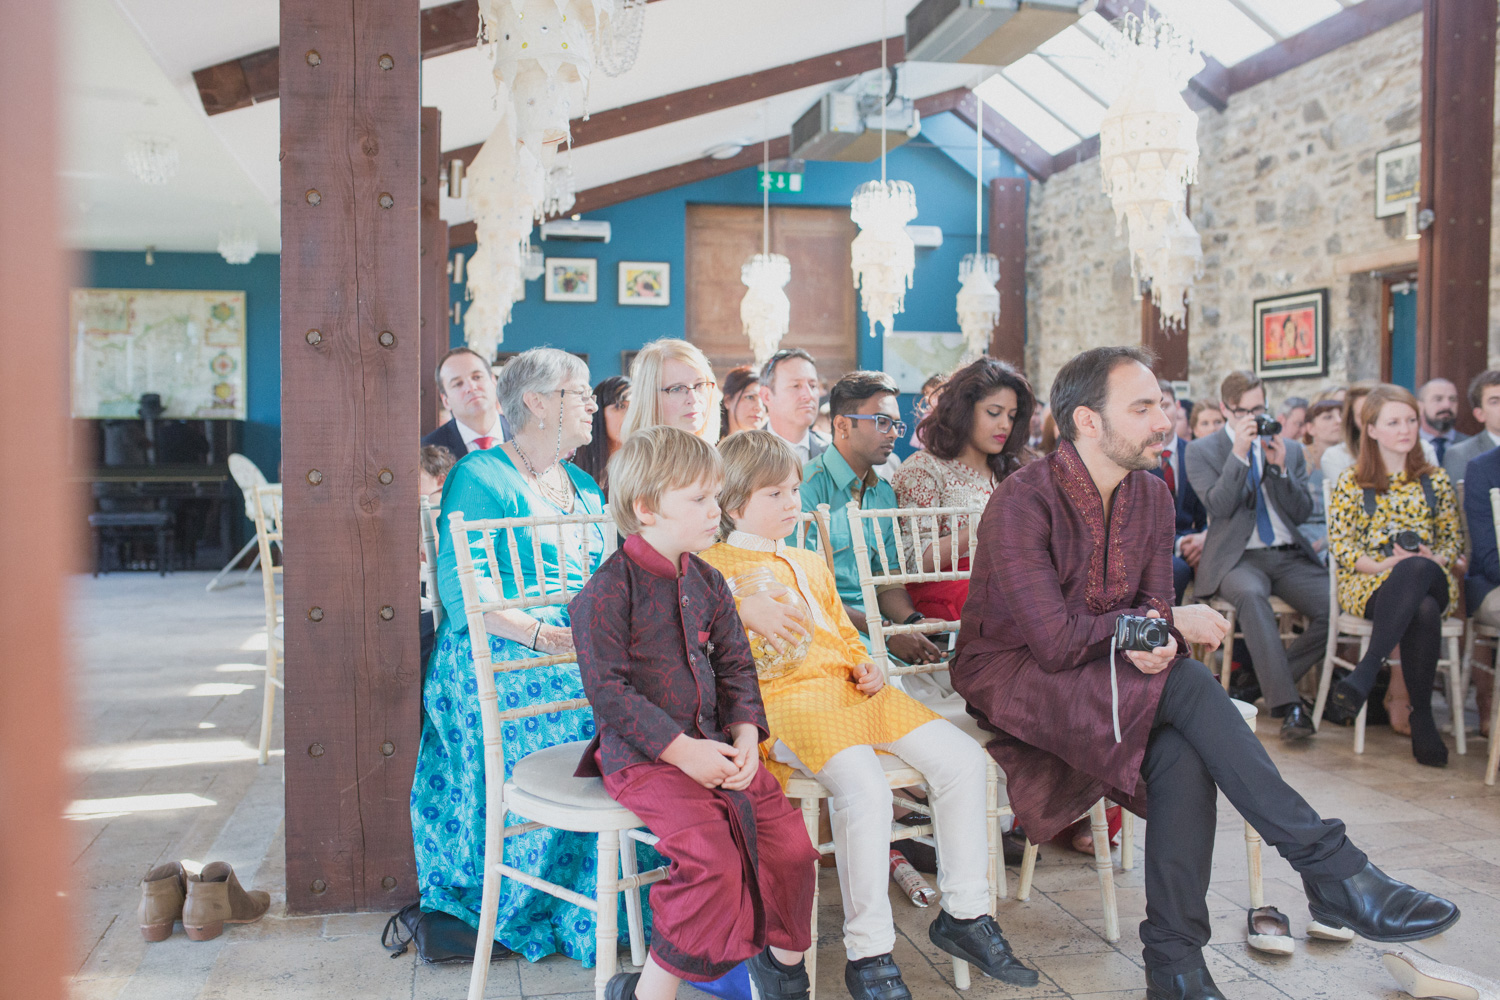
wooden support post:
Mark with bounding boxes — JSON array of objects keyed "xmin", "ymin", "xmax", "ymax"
[
  {"xmin": 0, "ymin": 1, "xmax": 74, "ymax": 994},
  {"xmin": 281, "ymin": 0, "xmax": 422, "ymax": 914},
  {"xmin": 1141, "ymin": 292, "xmax": 1190, "ymax": 382},
  {"xmin": 989, "ymin": 178, "xmax": 1027, "ymax": 370},
  {"xmin": 1416, "ymin": 0, "xmax": 1496, "ymax": 432},
  {"xmin": 421, "ymin": 106, "xmax": 448, "ymax": 436}
]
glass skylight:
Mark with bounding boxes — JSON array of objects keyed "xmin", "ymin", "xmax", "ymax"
[{"xmin": 965, "ymin": 0, "xmax": 1371, "ymax": 162}]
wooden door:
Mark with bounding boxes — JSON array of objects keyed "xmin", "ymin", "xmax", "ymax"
[{"xmin": 685, "ymin": 204, "xmax": 858, "ymax": 379}]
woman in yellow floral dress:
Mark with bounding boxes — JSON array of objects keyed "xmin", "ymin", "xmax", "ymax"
[
  {"xmin": 1326, "ymin": 384, "xmax": 1461, "ymax": 766},
  {"xmin": 701, "ymin": 430, "xmax": 1037, "ymax": 1000}
]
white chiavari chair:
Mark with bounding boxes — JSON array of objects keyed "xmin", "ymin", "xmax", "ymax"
[
  {"xmin": 419, "ymin": 495, "xmax": 445, "ymax": 631},
  {"xmin": 250, "ymin": 484, "xmax": 283, "ymax": 766},
  {"xmin": 447, "ymin": 507, "xmax": 668, "ymax": 1000},
  {"xmin": 1311, "ymin": 480, "xmax": 1466, "ymax": 755}
]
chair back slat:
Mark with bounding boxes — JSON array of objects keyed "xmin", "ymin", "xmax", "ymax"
[
  {"xmin": 847, "ymin": 502, "xmax": 985, "ymax": 678},
  {"xmin": 788, "ymin": 504, "xmax": 835, "ymax": 575},
  {"xmin": 419, "ymin": 496, "xmax": 444, "ymax": 629}
]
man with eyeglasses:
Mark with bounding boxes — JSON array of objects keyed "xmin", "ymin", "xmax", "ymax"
[
  {"xmin": 1185, "ymin": 370, "xmax": 1329, "ymax": 740},
  {"xmin": 799, "ymin": 371, "xmax": 946, "ymax": 673},
  {"xmin": 760, "ymin": 348, "xmax": 830, "ymax": 462}
]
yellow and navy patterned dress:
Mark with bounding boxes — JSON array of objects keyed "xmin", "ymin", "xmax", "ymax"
[
  {"xmin": 700, "ymin": 531, "xmax": 939, "ymax": 787},
  {"xmin": 1327, "ymin": 466, "xmax": 1461, "ymax": 617}
]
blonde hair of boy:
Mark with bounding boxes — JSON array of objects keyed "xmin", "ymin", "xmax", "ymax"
[
  {"xmin": 608, "ymin": 425, "xmax": 724, "ymax": 537},
  {"xmin": 717, "ymin": 429, "xmax": 803, "ymax": 540},
  {"xmin": 622, "ymin": 338, "xmax": 723, "ymax": 442}
]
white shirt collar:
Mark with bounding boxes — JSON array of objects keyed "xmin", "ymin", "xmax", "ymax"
[
  {"xmin": 726, "ymin": 530, "xmax": 781, "ymax": 552},
  {"xmin": 457, "ymin": 412, "xmax": 500, "ymax": 448}
]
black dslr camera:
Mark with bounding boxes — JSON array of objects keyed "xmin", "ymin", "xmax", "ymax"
[
  {"xmin": 1114, "ymin": 614, "xmax": 1171, "ymax": 652},
  {"xmin": 1379, "ymin": 529, "xmax": 1425, "ymax": 557},
  {"xmin": 1253, "ymin": 413, "xmax": 1282, "ymax": 437}
]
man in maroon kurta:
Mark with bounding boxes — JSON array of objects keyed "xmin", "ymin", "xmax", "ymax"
[{"xmin": 953, "ymin": 348, "xmax": 1459, "ymax": 1000}]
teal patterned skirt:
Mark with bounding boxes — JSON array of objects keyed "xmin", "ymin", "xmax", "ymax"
[{"xmin": 410, "ymin": 606, "xmax": 657, "ymax": 964}]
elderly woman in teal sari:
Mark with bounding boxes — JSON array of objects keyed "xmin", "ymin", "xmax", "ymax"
[{"xmin": 412, "ymin": 347, "xmax": 650, "ymax": 964}]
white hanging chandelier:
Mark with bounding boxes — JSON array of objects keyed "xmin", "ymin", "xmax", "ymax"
[
  {"xmin": 217, "ymin": 224, "xmax": 258, "ymax": 265},
  {"xmin": 1098, "ymin": 12, "xmax": 1204, "ymax": 326},
  {"xmin": 484, "ymin": 0, "xmax": 615, "ymax": 150},
  {"xmin": 956, "ymin": 93, "xmax": 998, "ymax": 361},
  {"xmin": 850, "ymin": 4, "xmax": 917, "ymax": 338},
  {"xmin": 124, "ymin": 134, "xmax": 178, "ymax": 186},
  {"xmin": 740, "ymin": 114, "xmax": 792, "ymax": 365}
]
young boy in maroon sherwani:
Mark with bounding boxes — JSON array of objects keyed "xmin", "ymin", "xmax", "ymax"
[{"xmin": 573, "ymin": 425, "xmax": 819, "ymax": 1000}]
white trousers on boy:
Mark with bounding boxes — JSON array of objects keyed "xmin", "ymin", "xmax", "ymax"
[{"xmin": 772, "ymin": 719, "xmax": 991, "ymax": 961}]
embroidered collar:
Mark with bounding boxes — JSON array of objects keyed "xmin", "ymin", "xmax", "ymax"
[
  {"xmin": 726, "ymin": 530, "xmax": 781, "ymax": 552},
  {"xmin": 1050, "ymin": 440, "xmax": 1139, "ymax": 615},
  {"xmin": 623, "ymin": 534, "xmax": 689, "ymax": 579}
]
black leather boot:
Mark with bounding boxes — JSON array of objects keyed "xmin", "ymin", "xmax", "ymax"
[
  {"xmin": 1304, "ymin": 862, "xmax": 1459, "ymax": 942},
  {"xmin": 1145, "ymin": 965, "xmax": 1227, "ymax": 1000},
  {"xmin": 844, "ymin": 953, "xmax": 912, "ymax": 1000},
  {"xmin": 927, "ymin": 910, "xmax": 1040, "ymax": 986}
]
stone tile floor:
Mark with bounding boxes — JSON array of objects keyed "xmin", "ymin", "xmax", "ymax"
[{"xmin": 66, "ymin": 573, "xmax": 1500, "ymax": 1000}]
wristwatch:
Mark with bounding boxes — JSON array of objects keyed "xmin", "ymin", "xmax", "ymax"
[{"xmin": 901, "ymin": 611, "xmax": 924, "ymax": 626}]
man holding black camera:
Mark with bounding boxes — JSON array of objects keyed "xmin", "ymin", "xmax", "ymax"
[
  {"xmin": 1185, "ymin": 370, "xmax": 1329, "ymax": 740},
  {"xmin": 952, "ymin": 347, "xmax": 1457, "ymax": 1000}
]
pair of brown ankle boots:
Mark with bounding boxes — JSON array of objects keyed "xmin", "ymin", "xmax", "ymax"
[{"xmin": 138, "ymin": 861, "xmax": 270, "ymax": 942}]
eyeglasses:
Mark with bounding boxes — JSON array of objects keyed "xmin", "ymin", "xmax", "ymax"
[
  {"xmin": 660, "ymin": 380, "xmax": 717, "ymax": 399},
  {"xmin": 845, "ymin": 414, "xmax": 907, "ymax": 437},
  {"xmin": 1227, "ymin": 404, "xmax": 1268, "ymax": 418},
  {"xmin": 557, "ymin": 388, "xmax": 596, "ymax": 407}
]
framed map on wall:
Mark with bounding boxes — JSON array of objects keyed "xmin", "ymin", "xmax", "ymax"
[{"xmin": 69, "ymin": 288, "xmax": 247, "ymax": 419}]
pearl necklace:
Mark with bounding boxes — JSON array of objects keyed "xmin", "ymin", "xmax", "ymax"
[{"xmin": 511, "ymin": 441, "xmax": 574, "ymax": 513}]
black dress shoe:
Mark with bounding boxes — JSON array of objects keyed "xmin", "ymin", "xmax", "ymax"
[
  {"xmin": 844, "ymin": 953, "xmax": 912, "ymax": 1000},
  {"xmin": 927, "ymin": 910, "xmax": 1040, "ymax": 986},
  {"xmin": 1279, "ymin": 703, "xmax": 1315, "ymax": 740},
  {"xmin": 1304, "ymin": 861, "xmax": 1460, "ymax": 942},
  {"xmin": 1145, "ymin": 965, "xmax": 1227, "ymax": 1000},
  {"xmin": 1327, "ymin": 679, "xmax": 1367, "ymax": 724},
  {"xmin": 747, "ymin": 947, "xmax": 810, "ymax": 1000},
  {"xmin": 603, "ymin": 972, "xmax": 640, "ymax": 1000}
]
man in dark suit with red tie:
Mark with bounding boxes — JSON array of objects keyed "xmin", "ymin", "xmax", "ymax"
[
  {"xmin": 421, "ymin": 347, "xmax": 511, "ymax": 457},
  {"xmin": 1152, "ymin": 380, "xmax": 1208, "ymax": 603}
]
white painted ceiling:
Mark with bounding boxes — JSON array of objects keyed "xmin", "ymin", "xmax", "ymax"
[{"xmin": 64, "ymin": 0, "xmax": 1370, "ymax": 253}]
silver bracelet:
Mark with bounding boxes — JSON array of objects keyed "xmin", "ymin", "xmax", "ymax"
[{"xmin": 530, "ymin": 619, "xmax": 544, "ymax": 650}]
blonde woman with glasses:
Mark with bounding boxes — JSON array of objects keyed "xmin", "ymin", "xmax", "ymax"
[{"xmin": 623, "ymin": 338, "xmax": 722, "ymax": 442}]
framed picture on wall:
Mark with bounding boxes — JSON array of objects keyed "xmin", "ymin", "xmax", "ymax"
[
  {"xmin": 1252, "ymin": 289, "xmax": 1328, "ymax": 380},
  {"xmin": 1375, "ymin": 141, "xmax": 1420, "ymax": 218},
  {"xmin": 618, "ymin": 261, "xmax": 670, "ymax": 306},
  {"xmin": 544, "ymin": 257, "xmax": 597, "ymax": 302},
  {"xmin": 620, "ymin": 350, "xmax": 639, "ymax": 376}
]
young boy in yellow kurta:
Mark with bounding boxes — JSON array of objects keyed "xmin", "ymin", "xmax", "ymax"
[{"xmin": 701, "ymin": 430, "xmax": 1038, "ymax": 1000}]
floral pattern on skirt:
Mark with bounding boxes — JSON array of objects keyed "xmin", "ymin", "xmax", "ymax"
[{"xmin": 410, "ymin": 604, "xmax": 659, "ymax": 965}]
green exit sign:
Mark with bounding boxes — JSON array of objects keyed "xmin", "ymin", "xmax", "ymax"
[{"xmin": 758, "ymin": 170, "xmax": 803, "ymax": 193}]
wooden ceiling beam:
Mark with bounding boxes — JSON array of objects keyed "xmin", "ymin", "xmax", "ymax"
[
  {"xmin": 440, "ymin": 36, "xmax": 905, "ymax": 171},
  {"xmin": 915, "ymin": 87, "xmax": 1055, "ymax": 180},
  {"xmin": 192, "ymin": 0, "xmax": 666, "ymax": 115}
]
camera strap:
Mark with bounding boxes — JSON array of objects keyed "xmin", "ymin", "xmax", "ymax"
[{"xmin": 1108, "ymin": 629, "xmax": 1122, "ymax": 744}]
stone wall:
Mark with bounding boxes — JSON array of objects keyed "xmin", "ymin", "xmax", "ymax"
[{"xmin": 1026, "ymin": 13, "xmax": 1425, "ymax": 405}]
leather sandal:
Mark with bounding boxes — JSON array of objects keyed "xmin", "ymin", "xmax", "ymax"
[
  {"xmin": 1246, "ymin": 905, "xmax": 1293, "ymax": 955},
  {"xmin": 182, "ymin": 862, "xmax": 270, "ymax": 941},
  {"xmin": 138, "ymin": 861, "xmax": 187, "ymax": 942}
]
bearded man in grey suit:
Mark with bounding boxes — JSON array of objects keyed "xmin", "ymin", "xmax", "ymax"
[
  {"xmin": 1440, "ymin": 370, "xmax": 1500, "ymax": 484},
  {"xmin": 1186, "ymin": 371, "xmax": 1330, "ymax": 741}
]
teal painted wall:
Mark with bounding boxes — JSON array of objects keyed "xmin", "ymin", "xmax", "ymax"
[{"xmin": 81, "ymin": 251, "xmax": 283, "ymax": 479}]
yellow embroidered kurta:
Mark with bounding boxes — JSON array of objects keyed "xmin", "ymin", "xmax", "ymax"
[
  {"xmin": 701, "ymin": 533, "xmax": 939, "ymax": 787},
  {"xmin": 1328, "ymin": 466, "xmax": 1461, "ymax": 617}
]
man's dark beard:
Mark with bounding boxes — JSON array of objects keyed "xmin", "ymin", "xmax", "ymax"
[
  {"xmin": 1100, "ymin": 416, "xmax": 1167, "ymax": 472},
  {"xmin": 1427, "ymin": 411, "xmax": 1455, "ymax": 432}
]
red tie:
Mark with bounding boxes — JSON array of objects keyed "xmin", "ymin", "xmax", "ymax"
[
  {"xmin": 1162, "ymin": 452, "xmax": 1176, "ymax": 496},
  {"xmin": 473, "ymin": 436, "xmax": 495, "ymax": 451}
]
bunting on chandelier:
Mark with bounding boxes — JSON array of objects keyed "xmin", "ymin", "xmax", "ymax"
[
  {"xmin": 956, "ymin": 252, "xmax": 999, "ymax": 361},
  {"xmin": 1098, "ymin": 12, "xmax": 1204, "ymax": 326},
  {"xmin": 850, "ymin": 179, "xmax": 917, "ymax": 337}
]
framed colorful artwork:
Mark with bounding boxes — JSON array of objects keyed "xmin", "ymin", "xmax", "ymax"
[
  {"xmin": 618, "ymin": 261, "xmax": 670, "ymax": 306},
  {"xmin": 1252, "ymin": 289, "xmax": 1328, "ymax": 380},
  {"xmin": 1374, "ymin": 141, "xmax": 1420, "ymax": 219},
  {"xmin": 543, "ymin": 257, "xmax": 597, "ymax": 302}
]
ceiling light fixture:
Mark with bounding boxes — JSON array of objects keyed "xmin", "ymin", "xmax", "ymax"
[
  {"xmin": 957, "ymin": 88, "xmax": 999, "ymax": 361},
  {"xmin": 741, "ymin": 105, "xmax": 792, "ymax": 365},
  {"xmin": 217, "ymin": 224, "xmax": 258, "ymax": 265},
  {"xmin": 124, "ymin": 134, "xmax": 178, "ymax": 186},
  {"xmin": 706, "ymin": 142, "xmax": 746, "ymax": 160}
]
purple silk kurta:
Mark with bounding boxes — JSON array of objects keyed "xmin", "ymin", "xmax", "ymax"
[{"xmin": 951, "ymin": 441, "xmax": 1187, "ymax": 844}]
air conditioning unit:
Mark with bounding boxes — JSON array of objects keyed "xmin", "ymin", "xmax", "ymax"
[
  {"xmin": 905, "ymin": 0, "xmax": 1082, "ymax": 66},
  {"xmin": 790, "ymin": 93, "xmax": 921, "ymax": 163},
  {"xmin": 907, "ymin": 225, "xmax": 944, "ymax": 248},
  {"xmin": 539, "ymin": 219, "xmax": 611, "ymax": 243}
]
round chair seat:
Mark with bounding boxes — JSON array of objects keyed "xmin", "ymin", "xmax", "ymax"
[{"xmin": 510, "ymin": 741, "xmax": 625, "ymax": 810}]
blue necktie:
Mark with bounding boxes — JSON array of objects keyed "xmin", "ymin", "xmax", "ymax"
[
  {"xmin": 1432, "ymin": 437, "xmax": 1448, "ymax": 465},
  {"xmin": 1247, "ymin": 446, "xmax": 1276, "ymax": 544}
]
